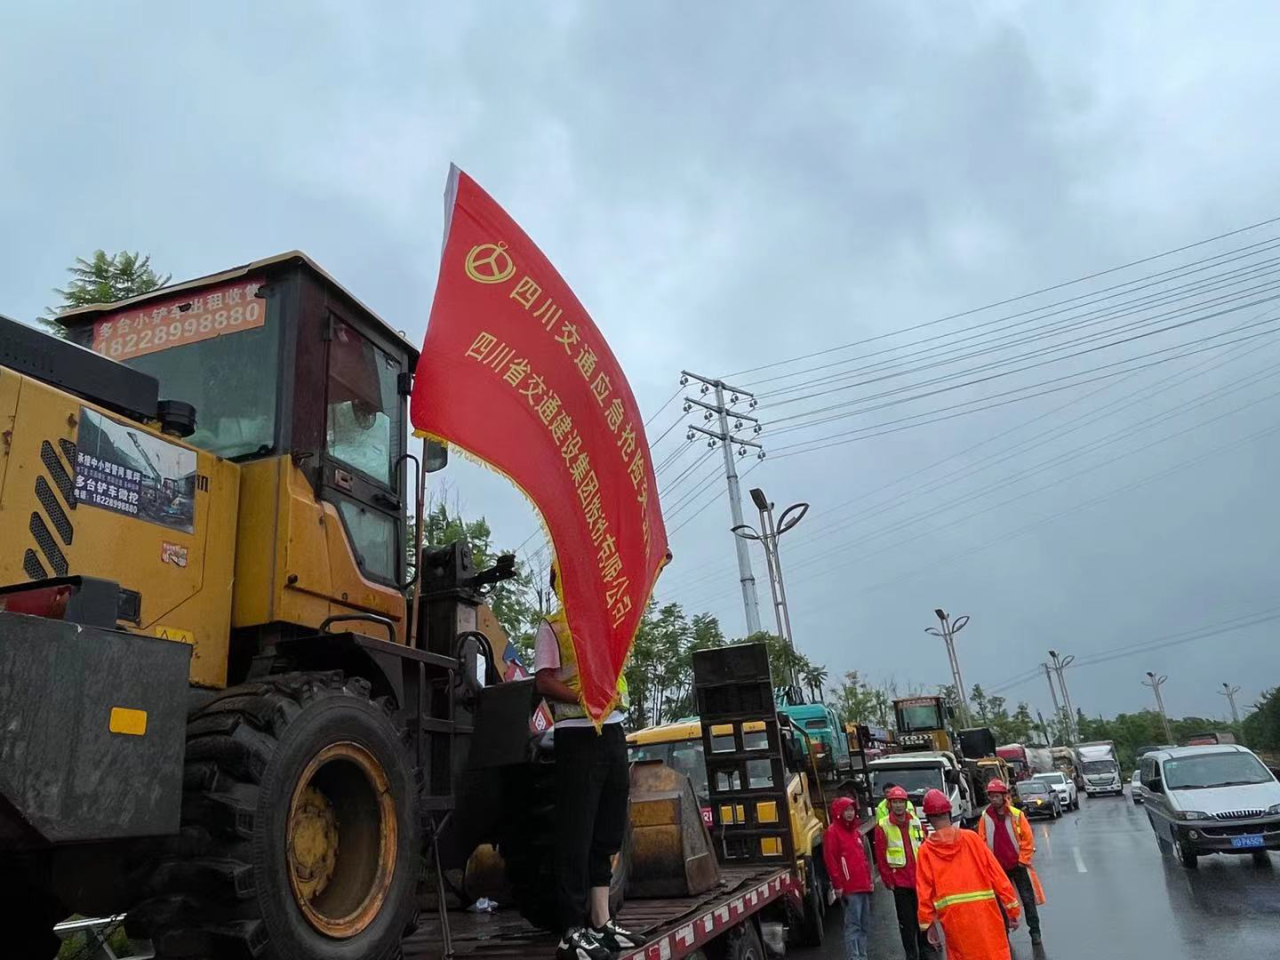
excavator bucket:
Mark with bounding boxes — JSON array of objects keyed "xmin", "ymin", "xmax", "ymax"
[{"xmin": 626, "ymin": 760, "xmax": 720, "ymax": 898}]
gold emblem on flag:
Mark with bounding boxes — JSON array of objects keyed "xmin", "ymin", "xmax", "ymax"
[{"xmin": 465, "ymin": 242, "xmax": 516, "ymax": 284}]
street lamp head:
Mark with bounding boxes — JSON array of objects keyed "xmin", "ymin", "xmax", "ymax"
[
  {"xmin": 951, "ymin": 614, "xmax": 970, "ymax": 633},
  {"xmin": 749, "ymin": 487, "xmax": 770, "ymax": 511},
  {"xmin": 1048, "ymin": 649, "xmax": 1058, "ymax": 659},
  {"xmin": 731, "ymin": 523, "xmax": 762, "ymax": 541},
  {"xmin": 925, "ymin": 627, "xmax": 945, "ymax": 637},
  {"xmin": 934, "ymin": 608, "xmax": 947, "ymax": 621},
  {"xmin": 1146, "ymin": 671, "xmax": 1155, "ymax": 679},
  {"xmin": 776, "ymin": 502, "xmax": 810, "ymax": 535}
]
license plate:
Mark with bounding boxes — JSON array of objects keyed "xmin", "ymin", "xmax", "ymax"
[{"xmin": 1231, "ymin": 835, "xmax": 1265, "ymax": 848}]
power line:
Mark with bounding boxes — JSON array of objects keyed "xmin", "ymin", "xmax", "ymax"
[
  {"xmin": 782, "ymin": 380, "xmax": 1280, "ymax": 585},
  {"xmin": 788, "ymin": 322, "xmax": 1270, "ymax": 546},
  {"xmin": 766, "ymin": 281, "xmax": 1280, "ymax": 431},
  {"xmin": 645, "ymin": 386, "xmax": 682, "ymax": 426},
  {"xmin": 777, "ymin": 346, "xmax": 1280, "ymax": 573},
  {"xmin": 673, "ymin": 310, "xmax": 1280, "ymax": 596},
  {"xmin": 987, "ymin": 606, "xmax": 1280, "ymax": 695},
  {"xmin": 725, "ymin": 214, "xmax": 1280, "ymax": 379},
  {"xmin": 668, "ymin": 460, "xmax": 762, "ymax": 539},
  {"xmin": 768, "ymin": 312, "xmax": 1280, "ymax": 457},
  {"xmin": 751, "ymin": 240, "xmax": 1280, "ymax": 398}
]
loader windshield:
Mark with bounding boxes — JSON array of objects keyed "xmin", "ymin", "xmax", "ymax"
[
  {"xmin": 125, "ymin": 323, "xmax": 281, "ymax": 459},
  {"xmin": 72, "ymin": 280, "xmax": 283, "ymax": 460}
]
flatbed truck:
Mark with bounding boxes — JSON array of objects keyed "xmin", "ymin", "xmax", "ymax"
[{"xmin": 407, "ymin": 865, "xmax": 799, "ymax": 960}]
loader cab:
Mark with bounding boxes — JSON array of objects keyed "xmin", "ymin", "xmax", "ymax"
[{"xmin": 60, "ymin": 253, "xmax": 429, "ymax": 591}]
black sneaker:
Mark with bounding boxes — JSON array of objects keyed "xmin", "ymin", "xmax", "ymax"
[
  {"xmin": 592, "ymin": 919, "xmax": 643, "ymax": 953},
  {"xmin": 557, "ymin": 927, "xmax": 612, "ymax": 960}
]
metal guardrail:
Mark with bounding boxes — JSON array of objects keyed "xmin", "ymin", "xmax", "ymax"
[{"xmin": 52, "ymin": 915, "xmax": 153, "ymax": 960}]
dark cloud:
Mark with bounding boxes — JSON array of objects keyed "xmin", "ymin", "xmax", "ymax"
[{"xmin": 4, "ymin": 2, "xmax": 1278, "ymax": 719}]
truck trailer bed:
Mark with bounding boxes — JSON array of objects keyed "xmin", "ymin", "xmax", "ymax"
[{"xmin": 404, "ymin": 866, "xmax": 797, "ymax": 960}]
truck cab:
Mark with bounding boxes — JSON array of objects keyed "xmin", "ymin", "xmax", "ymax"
[
  {"xmin": 868, "ymin": 750, "xmax": 976, "ymax": 826},
  {"xmin": 779, "ymin": 702, "xmax": 851, "ymax": 778},
  {"xmin": 1077, "ymin": 741, "xmax": 1125, "ymax": 796},
  {"xmin": 892, "ymin": 695, "xmax": 955, "ymax": 753}
]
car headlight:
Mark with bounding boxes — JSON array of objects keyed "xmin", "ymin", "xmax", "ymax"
[
  {"xmin": 1267, "ymin": 803, "xmax": 1280, "ymax": 815},
  {"xmin": 1177, "ymin": 810, "xmax": 1210, "ymax": 821}
]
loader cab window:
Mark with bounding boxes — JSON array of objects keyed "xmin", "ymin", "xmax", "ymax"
[
  {"xmin": 326, "ymin": 322, "xmax": 400, "ymax": 487},
  {"xmin": 99, "ymin": 299, "xmax": 281, "ymax": 460}
]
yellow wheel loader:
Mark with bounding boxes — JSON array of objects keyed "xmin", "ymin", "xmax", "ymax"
[{"xmin": 0, "ymin": 253, "xmax": 531, "ymax": 959}]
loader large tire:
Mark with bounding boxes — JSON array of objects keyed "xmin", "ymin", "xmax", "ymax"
[
  {"xmin": 498, "ymin": 749, "xmax": 630, "ymax": 932},
  {"xmin": 133, "ymin": 672, "xmax": 420, "ymax": 960}
]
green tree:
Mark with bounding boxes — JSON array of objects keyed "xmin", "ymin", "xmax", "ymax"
[
  {"xmin": 47, "ymin": 250, "xmax": 169, "ymax": 323},
  {"xmin": 1243, "ymin": 688, "xmax": 1280, "ymax": 752},
  {"xmin": 801, "ymin": 663, "xmax": 830, "ymax": 703}
]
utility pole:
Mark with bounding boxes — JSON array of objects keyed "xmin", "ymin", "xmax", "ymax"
[
  {"xmin": 1048, "ymin": 650, "xmax": 1078, "ymax": 744},
  {"xmin": 1220, "ymin": 682, "xmax": 1246, "ymax": 744},
  {"xmin": 681, "ymin": 371, "xmax": 764, "ymax": 636},
  {"xmin": 1042, "ymin": 663, "xmax": 1064, "ymax": 745},
  {"xmin": 1143, "ymin": 672, "xmax": 1174, "ymax": 744},
  {"xmin": 926, "ymin": 609, "xmax": 972, "ymax": 729}
]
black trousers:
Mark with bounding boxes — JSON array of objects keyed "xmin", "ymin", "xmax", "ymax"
[
  {"xmin": 554, "ymin": 723, "xmax": 630, "ymax": 932},
  {"xmin": 1006, "ymin": 865, "xmax": 1041, "ymax": 935},
  {"xmin": 891, "ymin": 886, "xmax": 936, "ymax": 959}
]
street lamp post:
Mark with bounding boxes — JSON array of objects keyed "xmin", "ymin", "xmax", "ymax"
[
  {"xmin": 732, "ymin": 487, "xmax": 809, "ymax": 697},
  {"xmin": 1143, "ymin": 672, "xmax": 1174, "ymax": 744},
  {"xmin": 1220, "ymin": 682, "xmax": 1245, "ymax": 744},
  {"xmin": 926, "ymin": 609, "xmax": 972, "ymax": 729},
  {"xmin": 1048, "ymin": 650, "xmax": 1079, "ymax": 744}
]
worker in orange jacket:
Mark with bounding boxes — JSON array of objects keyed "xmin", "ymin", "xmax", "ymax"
[
  {"xmin": 976, "ymin": 778, "xmax": 1047, "ymax": 946},
  {"xmin": 915, "ymin": 789, "xmax": 1021, "ymax": 960}
]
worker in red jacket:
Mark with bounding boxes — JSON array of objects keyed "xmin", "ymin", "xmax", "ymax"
[
  {"xmin": 874, "ymin": 786, "xmax": 937, "ymax": 959},
  {"xmin": 823, "ymin": 796, "xmax": 873, "ymax": 960}
]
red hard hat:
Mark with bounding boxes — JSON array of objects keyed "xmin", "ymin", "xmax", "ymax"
[
  {"xmin": 922, "ymin": 789, "xmax": 952, "ymax": 816},
  {"xmin": 986, "ymin": 778, "xmax": 1009, "ymax": 794},
  {"xmin": 885, "ymin": 786, "xmax": 910, "ymax": 801}
]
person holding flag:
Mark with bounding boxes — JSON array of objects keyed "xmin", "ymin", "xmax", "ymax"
[{"xmin": 535, "ymin": 566, "xmax": 640, "ymax": 959}]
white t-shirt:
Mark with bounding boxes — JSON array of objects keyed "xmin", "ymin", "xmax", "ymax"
[{"xmin": 534, "ymin": 619, "xmax": 625, "ymax": 728}]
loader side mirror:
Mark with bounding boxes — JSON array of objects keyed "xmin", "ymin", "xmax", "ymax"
[{"xmin": 425, "ymin": 439, "xmax": 449, "ymax": 473}]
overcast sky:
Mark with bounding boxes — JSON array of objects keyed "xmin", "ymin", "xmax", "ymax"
[{"xmin": 5, "ymin": 2, "xmax": 1279, "ymax": 722}]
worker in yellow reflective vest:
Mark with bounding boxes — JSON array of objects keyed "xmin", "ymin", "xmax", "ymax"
[
  {"xmin": 534, "ymin": 566, "xmax": 637, "ymax": 960},
  {"xmin": 875, "ymin": 781, "xmax": 919, "ymax": 824},
  {"xmin": 873, "ymin": 786, "xmax": 936, "ymax": 958}
]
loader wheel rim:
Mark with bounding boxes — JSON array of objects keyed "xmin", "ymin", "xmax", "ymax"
[{"xmin": 286, "ymin": 741, "xmax": 397, "ymax": 938}]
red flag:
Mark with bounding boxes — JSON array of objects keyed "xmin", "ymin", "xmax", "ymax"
[{"xmin": 411, "ymin": 166, "xmax": 669, "ymax": 723}]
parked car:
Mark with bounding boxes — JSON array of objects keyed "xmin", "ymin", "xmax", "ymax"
[
  {"xmin": 1014, "ymin": 779, "xmax": 1063, "ymax": 819},
  {"xmin": 1139, "ymin": 744, "xmax": 1280, "ymax": 869},
  {"xmin": 1033, "ymin": 771, "xmax": 1079, "ymax": 811},
  {"xmin": 1131, "ymin": 769, "xmax": 1145, "ymax": 804}
]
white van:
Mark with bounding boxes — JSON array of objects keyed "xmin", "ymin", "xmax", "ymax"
[{"xmin": 1139, "ymin": 744, "xmax": 1280, "ymax": 868}]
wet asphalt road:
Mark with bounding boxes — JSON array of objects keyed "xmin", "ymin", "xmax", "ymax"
[{"xmin": 798, "ymin": 791, "xmax": 1280, "ymax": 960}]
